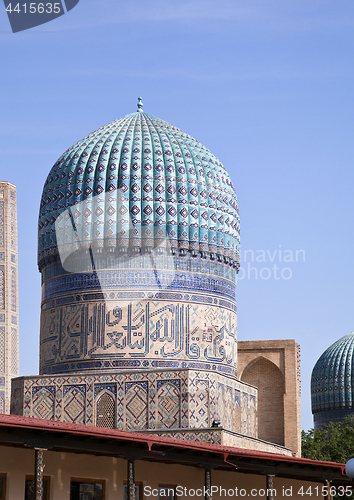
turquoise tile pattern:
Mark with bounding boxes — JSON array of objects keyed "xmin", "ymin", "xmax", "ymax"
[
  {"xmin": 36, "ymin": 106, "xmax": 240, "ymax": 378},
  {"xmin": 38, "ymin": 110, "xmax": 240, "ymax": 269},
  {"xmin": 11, "ymin": 368, "xmax": 257, "ymax": 439},
  {"xmin": 311, "ymin": 332, "xmax": 354, "ymax": 428}
]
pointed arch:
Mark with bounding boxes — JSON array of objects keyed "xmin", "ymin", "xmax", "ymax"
[
  {"xmin": 96, "ymin": 392, "xmax": 115, "ymax": 428},
  {"xmin": 241, "ymin": 356, "xmax": 285, "ymax": 445}
]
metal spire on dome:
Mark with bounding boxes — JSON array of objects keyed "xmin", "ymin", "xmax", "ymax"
[{"xmin": 137, "ymin": 96, "xmax": 143, "ymax": 112}]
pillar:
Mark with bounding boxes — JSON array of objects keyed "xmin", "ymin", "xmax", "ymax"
[
  {"xmin": 267, "ymin": 474, "xmax": 275, "ymax": 500},
  {"xmin": 205, "ymin": 468, "xmax": 212, "ymax": 500},
  {"xmin": 127, "ymin": 459, "xmax": 136, "ymax": 500},
  {"xmin": 34, "ymin": 448, "xmax": 45, "ymax": 500},
  {"xmin": 324, "ymin": 480, "xmax": 332, "ymax": 500}
]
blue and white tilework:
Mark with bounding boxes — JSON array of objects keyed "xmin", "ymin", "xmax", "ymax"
[
  {"xmin": 37, "ymin": 109, "xmax": 241, "ymax": 380},
  {"xmin": 311, "ymin": 332, "xmax": 354, "ymax": 428},
  {"xmin": 11, "ymin": 368, "xmax": 257, "ymax": 440},
  {"xmin": 0, "ymin": 182, "xmax": 19, "ymax": 414},
  {"xmin": 38, "ymin": 111, "xmax": 240, "ymax": 269}
]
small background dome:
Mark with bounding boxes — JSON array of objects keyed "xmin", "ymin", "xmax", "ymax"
[{"xmin": 311, "ymin": 332, "xmax": 354, "ymax": 429}]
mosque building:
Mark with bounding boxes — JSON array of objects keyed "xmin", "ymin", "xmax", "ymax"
[
  {"xmin": 311, "ymin": 332, "xmax": 354, "ymax": 429},
  {"xmin": 2, "ymin": 99, "xmax": 350, "ymax": 500},
  {"xmin": 9, "ymin": 99, "xmax": 301, "ymax": 457}
]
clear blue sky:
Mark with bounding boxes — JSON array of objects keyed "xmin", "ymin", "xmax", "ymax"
[{"xmin": 1, "ymin": 0, "xmax": 354, "ymax": 431}]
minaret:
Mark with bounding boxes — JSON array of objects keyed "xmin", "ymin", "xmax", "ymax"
[{"xmin": 0, "ymin": 182, "xmax": 19, "ymax": 413}]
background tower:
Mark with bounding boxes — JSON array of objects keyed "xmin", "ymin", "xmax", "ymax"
[{"xmin": 0, "ymin": 182, "xmax": 19, "ymax": 414}]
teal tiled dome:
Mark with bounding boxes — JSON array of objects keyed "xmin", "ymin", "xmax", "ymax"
[
  {"xmin": 311, "ymin": 332, "xmax": 354, "ymax": 428},
  {"xmin": 37, "ymin": 104, "xmax": 240, "ymax": 377},
  {"xmin": 38, "ymin": 108, "xmax": 240, "ymax": 271}
]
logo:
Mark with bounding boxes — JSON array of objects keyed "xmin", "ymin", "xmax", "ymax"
[{"xmin": 3, "ymin": 0, "xmax": 79, "ymax": 33}]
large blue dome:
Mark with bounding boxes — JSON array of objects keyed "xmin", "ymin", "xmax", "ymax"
[
  {"xmin": 311, "ymin": 332, "xmax": 354, "ymax": 428},
  {"xmin": 37, "ymin": 103, "xmax": 240, "ymax": 378},
  {"xmin": 38, "ymin": 107, "xmax": 240, "ymax": 271}
]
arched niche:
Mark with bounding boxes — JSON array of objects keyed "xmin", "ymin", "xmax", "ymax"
[
  {"xmin": 96, "ymin": 392, "xmax": 115, "ymax": 428},
  {"xmin": 241, "ymin": 356, "xmax": 285, "ymax": 445}
]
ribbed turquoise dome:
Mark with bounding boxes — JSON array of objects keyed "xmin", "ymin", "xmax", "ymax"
[
  {"xmin": 38, "ymin": 109, "xmax": 240, "ymax": 271},
  {"xmin": 311, "ymin": 332, "xmax": 354, "ymax": 428}
]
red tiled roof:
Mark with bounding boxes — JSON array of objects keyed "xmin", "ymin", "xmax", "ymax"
[{"xmin": 0, "ymin": 414, "xmax": 346, "ymax": 474}]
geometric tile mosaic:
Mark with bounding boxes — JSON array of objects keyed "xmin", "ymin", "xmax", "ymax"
[
  {"xmin": 0, "ymin": 391, "xmax": 4, "ymax": 413},
  {"xmin": 125, "ymin": 382, "xmax": 148, "ymax": 430},
  {"xmin": 10, "ymin": 268, "xmax": 16, "ymax": 313},
  {"xmin": 0, "ymin": 267, "xmax": 4, "ymax": 310},
  {"xmin": 10, "ymin": 328, "xmax": 18, "ymax": 374},
  {"xmin": 0, "ymin": 327, "xmax": 4, "ymax": 372},
  {"xmin": 234, "ymin": 389, "xmax": 241, "ymax": 433},
  {"xmin": 10, "ymin": 203, "xmax": 15, "ymax": 251},
  {"xmin": 241, "ymin": 392, "xmax": 249, "ymax": 436},
  {"xmin": 157, "ymin": 381, "xmax": 180, "ymax": 429},
  {"xmin": 63, "ymin": 385, "xmax": 85, "ymax": 424},
  {"xmin": 193, "ymin": 380, "xmax": 209, "ymax": 428},
  {"xmin": 11, "ymin": 368, "xmax": 258, "ymax": 441},
  {"xmin": 0, "ymin": 202, "xmax": 4, "ymax": 249},
  {"xmin": 32, "ymin": 386, "xmax": 55, "ymax": 420}
]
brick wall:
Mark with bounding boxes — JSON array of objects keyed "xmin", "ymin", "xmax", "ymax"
[{"xmin": 238, "ymin": 339, "xmax": 301, "ymax": 457}]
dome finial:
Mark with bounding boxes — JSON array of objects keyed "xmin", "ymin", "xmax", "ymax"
[{"xmin": 137, "ymin": 96, "xmax": 143, "ymax": 113}]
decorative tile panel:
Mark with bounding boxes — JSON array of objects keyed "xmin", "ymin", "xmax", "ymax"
[
  {"xmin": 0, "ymin": 202, "xmax": 4, "ymax": 248},
  {"xmin": 32, "ymin": 386, "xmax": 55, "ymax": 420},
  {"xmin": 0, "ymin": 327, "xmax": 4, "ymax": 372},
  {"xmin": 10, "ymin": 268, "xmax": 16, "ymax": 313},
  {"xmin": 158, "ymin": 380, "xmax": 180, "ymax": 429},
  {"xmin": 40, "ymin": 297, "xmax": 237, "ymax": 379},
  {"xmin": 11, "ymin": 368, "xmax": 258, "ymax": 443},
  {"xmin": 10, "ymin": 328, "xmax": 18, "ymax": 374},
  {"xmin": 241, "ymin": 392, "xmax": 249, "ymax": 435},
  {"xmin": 233, "ymin": 389, "xmax": 241, "ymax": 433},
  {"xmin": 63, "ymin": 385, "xmax": 86, "ymax": 424},
  {"xmin": 10, "ymin": 204, "xmax": 15, "ymax": 251},
  {"xmin": 0, "ymin": 268, "xmax": 4, "ymax": 310},
  {"xmin": 0, "ymin": 392, "xmax": 4, "ymax": 413},
  {"xmin": 125, "ymin": 381, "xmax": 148, "ymax": 430}
]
